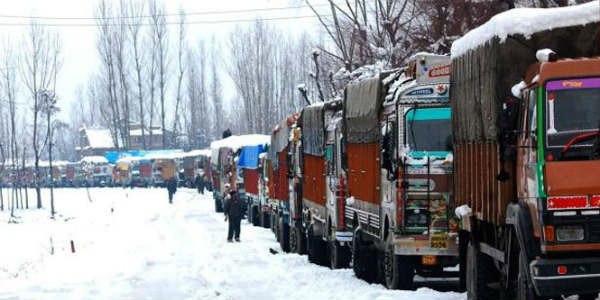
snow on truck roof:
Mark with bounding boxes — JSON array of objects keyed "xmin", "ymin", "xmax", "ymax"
[
  {"xmin": 210, "ymin": 134, "xmax": 270, "ymax": 166},
  {"xmin": 451, "ymin": 1, "xmax": 600, "ymax": 57},
  {"xmin": 81, "ymin": 156, "xmax": 109, "ymax": 164},
  {"xmin": 209, "ymin": 134, "xmax": 270, "ymax": 153}
]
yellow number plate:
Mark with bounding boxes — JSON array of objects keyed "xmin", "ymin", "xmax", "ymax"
[{"xmin": 430, "ymin": 233, "xmax": 448, "ymax": 249}]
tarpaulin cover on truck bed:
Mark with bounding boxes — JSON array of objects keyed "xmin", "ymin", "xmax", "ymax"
[
  {"xmin": 302, "ymin": 103, "xmax": 325, "ymax": 156},
  {"xmin": 344, "ymin": 77, "xmax": 382, "ymax": 143},
  {"xmin": 237, "ymin": 145, "xmax": 267, "ymax": 169},
  {"xmin": 451, "ymin": 22, "xmax": 600, "ymax": 143},
  {"xmin": 269, "ymin": 119, "xmax": 290, "ymax": 170}
]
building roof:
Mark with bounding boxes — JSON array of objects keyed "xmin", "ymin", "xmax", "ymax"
[{"xmin": 84, "ymin": 129, "xmax": 115, "ymax": 149}]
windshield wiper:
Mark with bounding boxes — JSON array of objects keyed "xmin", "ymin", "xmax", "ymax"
[{"xmin": 561, "ymin": 132, "xmax": 599, "ymax": 156}]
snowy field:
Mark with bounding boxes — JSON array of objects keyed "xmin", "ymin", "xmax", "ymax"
[{"xmin": 0, "ymin": 188, "xmax": 465, "ymax": 300}]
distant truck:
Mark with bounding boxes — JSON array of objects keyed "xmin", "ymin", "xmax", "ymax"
[
  {"xmin": 299, "ymin": 100, "xmax": 353, "ymax": 268},
  {"xmin": 238, "ymin": 144, "xmax": 269, "ymax": 226},
  {"xmin": 451, "ymin": 4, "xmax": 600, "ymax": 299},
  {"xmin": 210, "ymin": 135, "xmax": 271, "ymax": 213},
  {"xmin": 267, "ymin": 115, "xmax": 298, "ymax": 250},
  {"xmin": 343, "ymin": 53, "xmax": 456, "ymax": 289}
]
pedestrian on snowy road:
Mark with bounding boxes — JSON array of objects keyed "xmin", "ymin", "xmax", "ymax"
[
  {"xmin": 195, "ymin": 173, "xmax": 204, "ymax": 194},
  {"xmin": 223, "ymin": 183, "xmax": 242, "ymax": 242},
  {"xmin": 167, "ymin": 177, "xmax": 177, "ymax": 204}
]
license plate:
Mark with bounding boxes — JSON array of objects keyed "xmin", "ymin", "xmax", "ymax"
[{"xmin": 430, "ymin": 233, "xmax": 448, "ymax": 249}]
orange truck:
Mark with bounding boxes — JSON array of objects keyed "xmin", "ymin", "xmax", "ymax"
[
  {"xmin": 344, "ymin": 53, "xmax": 456, "ymax": 289},
  {"xmin": 298, "ymin": 100, "xmax": 353, "ymax": 268},
  {"xmin": 267, "ymin": 115, "xmax": 298, "ymax": 247},
  {"xmin": 451, "ymin": 4, "xmax": 600, "ymax": 300}
]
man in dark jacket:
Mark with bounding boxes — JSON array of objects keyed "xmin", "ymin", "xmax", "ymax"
[
  {"xmin": 195, "ymin": 174, "xmax": 204, "ymax": 194},
  {"xmin": 167, "ymin": 177, "xmax": 177, "ymax": 204},
  {"xmin": 224, "ymin": 188, "xmax": 243, "ymax": 242}
]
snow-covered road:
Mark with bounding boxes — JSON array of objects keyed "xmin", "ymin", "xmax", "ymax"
[{"xmin": 0, "ymin": 188, "xmax": 465, "ymax": 300}]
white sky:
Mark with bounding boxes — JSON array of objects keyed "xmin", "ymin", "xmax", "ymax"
[{"xmin": 0, "ymin": 0, "xmax": 329, "ymax": 121}]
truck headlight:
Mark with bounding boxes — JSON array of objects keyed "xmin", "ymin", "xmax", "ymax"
[{"xmin": 556, "ymin": 226, "xmax": 584, "ymax": 242}]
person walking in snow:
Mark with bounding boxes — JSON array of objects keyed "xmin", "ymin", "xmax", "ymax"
[
  {"xmin": 167, "ymin": 177, "xmax": 177, "ymax": 204},
  {"xmin": 223, "ymin": 183, "xmax": 242, "ymax": 242},
  {"xmin": 195, "ymin": 173, "xmax": 204, "ymax": 194}
]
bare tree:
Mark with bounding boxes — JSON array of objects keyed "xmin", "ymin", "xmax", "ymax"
[
  {"xmin": 128, "ymin": 0, "xmax": 147, "ymax": 149},
  {"xmin": 21, "ymin": 21, "xmax": 61, "ymax": 209},
  {"xmin": 149, "ymin": 0, "xmax": 169, "ymax": 149},
  {"xmin": 41, "ymin": 91, "xmax": 59, "ymax": 217},
  {"xmin": 209, "ymin": 36, "xmax": 223, "ymax": 140},
  {"xmin": 172, "ymin": 8, "xmax": 186, "ymax": 147},
  {"xmin": 95, "ymin": 0, "xmax": 123, "ymax": 149},
  {"xmin": 114, "ymin": 0, "xmax": 131, "ymax": 149}
]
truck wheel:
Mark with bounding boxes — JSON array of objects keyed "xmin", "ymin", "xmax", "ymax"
[
  {"xmin": 329, "ymin": 240, "xmax": 351, "ymax": 269},
  {"xmin": 289, "ymin": 224, "xmax": 306, "ymax": 254},
  {"xmin": 215, "ymin": 198, "xmax": 223, "ymax": 212},
  {"xmin": 466, "ymin": 241, "xmax": 495, "ymax": 300},
  {"xmin": 307, "ymin": 226, "xmax": 327, "ymax": 265},
  {"xmin": 352, "ymin": 230, "xmax": 377, "ymax": 283},
  {"xmin": 279, "ymin": 221, "xmax": 290, "ymax": 253},
  {"xmin": 252, "ymin": 207, "xmax": 260, "ymax": 226},
  {"xmin": 274, "ymin": 215, "xmax": 280, "ymax": 241},
  {"xmin": 260, "ymin": 211, "xmax": 270, "ymax": 228},
  {"xmin": 517, "ymin": 250, "xmax": 538, "ymax": 300},
  {"xmin": 383, "ymin": 235, "xmax": 414, "ymax": 290},
  {"xmin": 247, "ymin": 203, "xmax": 253, "ymax": 224}
]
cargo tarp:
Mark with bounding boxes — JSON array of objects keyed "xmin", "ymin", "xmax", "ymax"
[
  {"xmin": 237, "ymin": 145, "xmax": 267, "ymax": 169},
  {"xmin": 269, "ymin": 119, "xmax": 290, "ymax": 170},
  {"xmin": 451, "ymin": 22, "xmax": 600, "ymax": 143},
  {"xmin": 302, "ymin": 103, "xmax": 325, "ymax": 156},
  {"xmin": 344, "ymin": 77, "xmax": 383, "ymax": 143}
]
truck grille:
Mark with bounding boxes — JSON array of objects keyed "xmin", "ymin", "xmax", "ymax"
[{"xmin": 589, "ymin": 223, "xmax": 600, "ymax": 243}]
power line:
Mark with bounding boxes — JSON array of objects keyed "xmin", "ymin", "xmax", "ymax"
[
  {"xmin": 0, "ymin": 3, "xmax": 331, "ymax": 21},
  {"xmin": 0, "ymin": 15, "xmax": 331, "ymax": 27}
]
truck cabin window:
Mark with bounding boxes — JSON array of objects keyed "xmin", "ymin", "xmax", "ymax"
[
  {"xmin": 546, "ymin": 78, "xmax": 600, "ymax": 158},
  {"xmin": 405, "ymin": 107, "xmax": 452, "ymax": 153}
]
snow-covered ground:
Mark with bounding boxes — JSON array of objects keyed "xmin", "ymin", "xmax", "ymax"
[{"xmin": 0, "ymin": 188, "xmax": 465, "ymax": 300}]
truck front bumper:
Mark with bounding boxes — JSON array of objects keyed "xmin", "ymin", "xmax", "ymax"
[{"xmin": 531, "ymin": 257, "xmax": 600, "ymax": 297}]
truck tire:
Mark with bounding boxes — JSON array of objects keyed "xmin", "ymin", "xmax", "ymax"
[
  {"xmin": 289, "ymin": 224, "xmax": 306, "ymax": 254},
  {"xmin": 383, "ymin": 235, "xmax": 414, "ymax": 290},
  {"xmin": 352, "ymin": 230, "xmax": 377, "ymax": 283},
  {"xmin": 517, "ymin": 249, "xmax": 538, "ymax": 300},
  {"xmin": 329, "ymin": 240, "xmax": 351, "ymax": 269},
  {"xmin": 274, "ymin": 215, "xmax": 280, "ymax": 241},
  {"xmin": 260, "ymin": 210, "xmax": 270, "ymax": 228},
  {"xmin": 279, "ymin": 220, "xmax": 290, "ymax": 252},
  {"xmin": 252, "ymin": 207, "xmax": 260, "ymax": 226},
  {"xmin": 215, "ymin": 198, "xmax": 223, "ymax": 213},
  {"xmin": 466, "ymin": 241, "xmax": 495, "ymax": 300},
  {"xmin": 307, "ymin": 226, "xmax": 327, "ymax": 265},
  {"xmin": 247, "ymin": 203, "xmax": 253, "ymax": 224}
]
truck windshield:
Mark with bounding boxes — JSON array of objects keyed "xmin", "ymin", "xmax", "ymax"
[
  {"xmin": 546, "ymin": 78, "xmax": 600, "ymax": 148},
  {"xmin": 405, "ymin": 107, "xmax": 452, "ymax": 152}
]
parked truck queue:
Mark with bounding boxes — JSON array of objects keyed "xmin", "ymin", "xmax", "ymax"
[{"xmin": 210, "ymin": 4, "xmax": 600, "ymax": 300}]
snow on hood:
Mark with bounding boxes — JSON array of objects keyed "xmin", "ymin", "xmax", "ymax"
[{"xmin": 451, "ymin": 1, "xmax": 600, "ymax": 57}]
